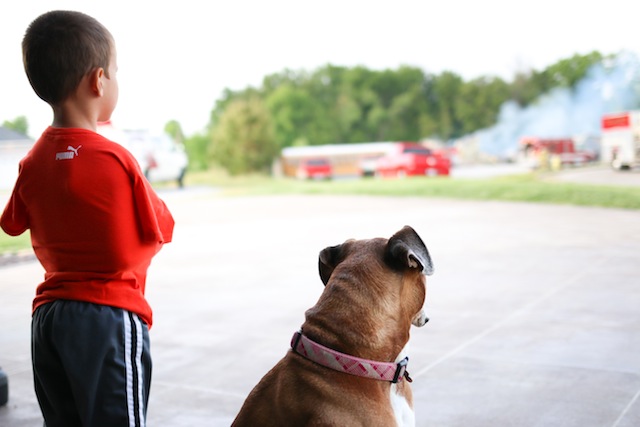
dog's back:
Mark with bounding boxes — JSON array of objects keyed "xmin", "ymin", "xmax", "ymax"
[
  {"xmin": 232, "ymin": 226, "xmax": 433, "ymax": 427},
  {"xmin": 233, "ymin": 351, "xmax": 414, "ymax": 426}
]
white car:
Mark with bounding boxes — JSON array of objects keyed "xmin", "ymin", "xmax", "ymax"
[
  {"xmin": 124, "ymin": 130, "xmax": 188, "ymax": 187},
  {"xmin": 98, "ymin": 123, "xmax": 188, "ymax": 187}
]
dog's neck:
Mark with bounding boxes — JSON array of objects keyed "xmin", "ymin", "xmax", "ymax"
[
  {"xmin": 302, "ymin": 270, "xmax": 420, "ymax": 364},
  {"xmin": 290, "ymin": 331, "xmax": 412, "ymax": 383},
  {"xmin": 302, "ymin": 299, "xmax": 411, "ymax": 363}
]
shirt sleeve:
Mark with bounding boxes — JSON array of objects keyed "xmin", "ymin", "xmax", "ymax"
[
  {"xmin": 133, "ymin": 175, "xmax": 174, "ymax": 244},
  {"xmin": 1, "ymin": 175, "xmax": 29, "ymax": 236}
]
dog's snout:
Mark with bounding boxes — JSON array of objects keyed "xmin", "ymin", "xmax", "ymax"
[{"xmin": 412, "ymin": 309, "xmax": 429, "ymax": 327}]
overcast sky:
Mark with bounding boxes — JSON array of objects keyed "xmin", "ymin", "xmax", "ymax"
[{"xmin": 1, "ymin": 0, "xmax": 639, "ymax": 138}]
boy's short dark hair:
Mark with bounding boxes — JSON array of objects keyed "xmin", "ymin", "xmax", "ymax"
[{"xmin": 22, "ymin": 10, "xmax": 114, "ymax": 106}]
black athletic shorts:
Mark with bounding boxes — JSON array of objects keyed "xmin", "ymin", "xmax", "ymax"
[{"xmin": 32, "ymin": 300, "xmax": 151, "ymax": 427}]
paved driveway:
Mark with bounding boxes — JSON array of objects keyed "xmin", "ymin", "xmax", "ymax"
[{"xmin": 1, "ymin": 190, "xmax": 639, "ymax": 426}]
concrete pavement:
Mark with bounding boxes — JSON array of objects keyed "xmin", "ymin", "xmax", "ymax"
[{"xmin": 1, "ymin": 190, "xmax": 639, "ymax": 426}]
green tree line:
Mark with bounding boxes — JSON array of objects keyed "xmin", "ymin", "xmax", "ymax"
[
  {"xmin": 2, "ymin": 116, "xmax": 29, "ymax": 135},
  {"xmin": 2, "ymin": 52, "xmax": 607, "ymax": 176},
  {"xmin": 185, "ymin": 51, "xmax": 605, "ymax": 175}
]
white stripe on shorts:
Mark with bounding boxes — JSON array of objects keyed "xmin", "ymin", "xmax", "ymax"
[{"xmin": 124, "ymin": 311, "xmax": 145, "ymax": 427}]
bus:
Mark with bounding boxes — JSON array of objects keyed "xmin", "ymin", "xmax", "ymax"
[{"xmin": 280, "ymin": 141, "xmax": 450, "ymax": 178}]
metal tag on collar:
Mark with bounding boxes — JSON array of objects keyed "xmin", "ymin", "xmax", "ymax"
[{"xmin": 392, "ymin": 356, "xmax": 409, "ymax": 383}]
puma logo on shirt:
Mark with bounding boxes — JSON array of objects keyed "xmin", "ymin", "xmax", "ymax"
[{"xmin": 55, "ymin": 145, "xmax": 82, "ymax": 160}]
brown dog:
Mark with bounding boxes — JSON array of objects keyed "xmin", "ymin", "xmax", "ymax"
[{"xmin": 231, "ymin": 226, "xmax": 433, "ymax": 427}]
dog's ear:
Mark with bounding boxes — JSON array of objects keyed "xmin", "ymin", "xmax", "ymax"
[
  {"xmin": 318, "ymin": 244, "xmax": 343, "ymax": 286},
  {"xmin": 385, "ymin": 226, "xmax": 434, "ymax": 275}
]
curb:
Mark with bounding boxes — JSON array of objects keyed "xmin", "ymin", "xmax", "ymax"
[{"xmin": 0, "ymin": 250, "xmax": 36, "ymax": 267}]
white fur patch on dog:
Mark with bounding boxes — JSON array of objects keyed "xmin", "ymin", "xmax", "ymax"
[
  {"xmin": 390, "ymin": 384, "xmax": 415, "ymax": 427},
  {"xmin": 390, "ymin": 345, "xmax": 415, "ymax": 427}
]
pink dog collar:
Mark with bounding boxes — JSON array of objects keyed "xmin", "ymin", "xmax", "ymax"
[{"xmin": 290, "ymin": 331, "xmax": 411, "ymax": 383}]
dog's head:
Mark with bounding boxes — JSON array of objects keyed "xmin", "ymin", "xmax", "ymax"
[{"xmin": 316, "ymin": 226, "xmax": 434, "ymax": 333}]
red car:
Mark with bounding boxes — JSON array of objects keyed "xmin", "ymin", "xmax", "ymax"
[
  {"xmin": 375, "ymin": 142, "xmax": 451, "ymax": 177},
  {"xmin": 296, "ymin": 158, "xmax": 332, "ymax": 180}
]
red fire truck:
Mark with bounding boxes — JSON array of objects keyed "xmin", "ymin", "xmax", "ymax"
[
  {"xmin": 518, "ymin": 136, "xmax": 596, "ymax": 169},
  {"xmin": 375, "ymin": 142, "xmax": 451, "ymax": 177},
  {"xmin": 601, "ymin": 111, "xmax": 640, "ymax": 170}
]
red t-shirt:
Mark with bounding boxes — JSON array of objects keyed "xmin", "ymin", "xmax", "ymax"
[{"xmin": 0, "ymin": 127, "xmax": 174, "ymax": 327}]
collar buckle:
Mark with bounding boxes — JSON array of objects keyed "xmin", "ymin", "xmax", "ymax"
[{"xmin": 392, "ymin": 357, "xmax": 409, "ymax": 384}]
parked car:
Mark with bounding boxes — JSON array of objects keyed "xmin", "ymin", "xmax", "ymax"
[
  {"xmin": 296, "ymin": 158, "xmax": 332, "ymax": 180},
  {"xmin": 375, "ymin": 142, "xmax": 451, "ymax": 177},
  {"xmin": 98, "ymin": 122, "xmax": 188, "ymax": 187},
  {"xmin": 125, "ymin": 130, "xmax": 188, "ymax": 187}
]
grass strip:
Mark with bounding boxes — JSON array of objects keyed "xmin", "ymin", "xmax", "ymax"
[{"xmin": 3, "ymin": 171, "xmax": 639, "ymax": 254}]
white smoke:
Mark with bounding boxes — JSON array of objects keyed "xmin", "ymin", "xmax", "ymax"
[{"xmin": 470, "ymin": 51, "xmax": 640, "ymax": 159}]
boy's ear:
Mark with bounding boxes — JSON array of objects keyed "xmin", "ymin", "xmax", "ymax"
[{"xmin": 89, "ymin": 68, "xmax": 105, "ymax": 97}]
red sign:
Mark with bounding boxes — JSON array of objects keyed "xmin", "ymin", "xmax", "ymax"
[{"xmin": 602, "ymin": 113, "xmax": 630, "ymax": 129}]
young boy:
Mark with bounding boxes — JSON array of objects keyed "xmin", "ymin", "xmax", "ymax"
[{"xmin": 0, "ymin": 10, "xmax": 174, "ymax": 426}]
